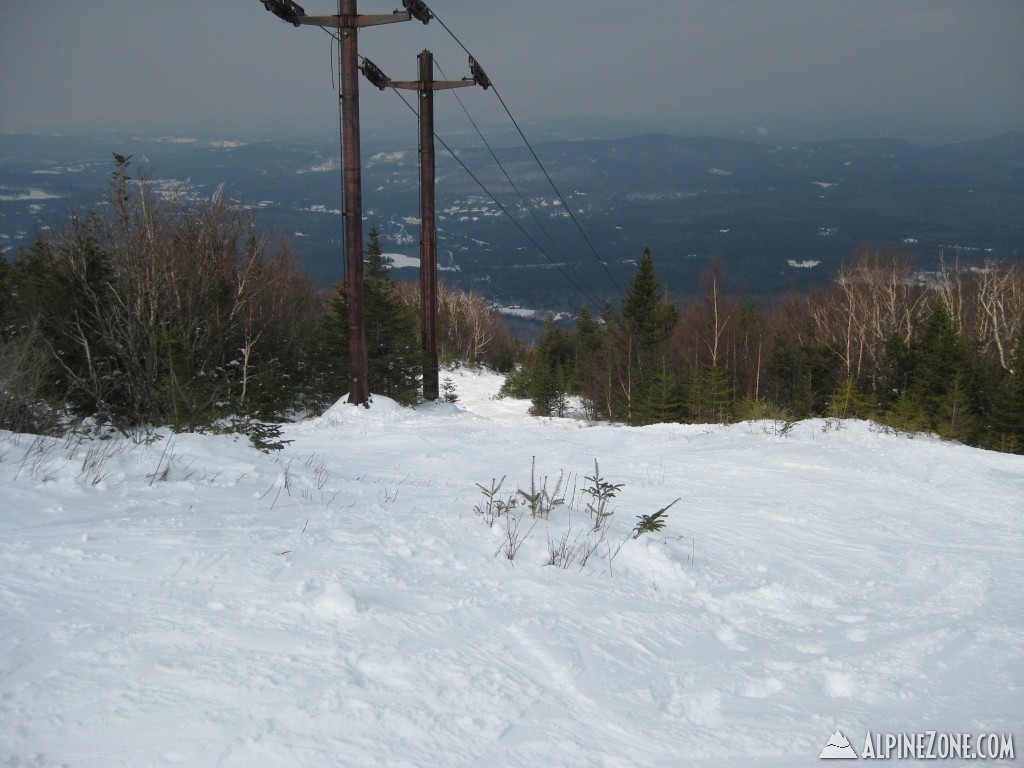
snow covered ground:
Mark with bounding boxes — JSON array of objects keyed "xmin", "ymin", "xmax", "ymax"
[{"xmin": 1, "ymin": 369, "xmax": 1021, "ymax": 767}]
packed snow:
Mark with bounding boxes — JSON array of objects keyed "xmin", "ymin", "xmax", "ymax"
[{"xmin": 1, "ymin": 369, "xmax": 1021, "ymax": 767}]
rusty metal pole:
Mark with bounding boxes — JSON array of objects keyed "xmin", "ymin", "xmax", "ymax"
[
  {"xmin": 339, "ymin": 0, "xmax": 370, "ymax": 406},
  {"xmin": 418, "ymin": 50, "xmax": 439, "ymax": 401}
]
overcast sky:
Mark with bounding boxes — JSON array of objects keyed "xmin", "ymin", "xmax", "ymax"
[{"xmin": 2, "ymin": 0, "xmax": 1022, "ymax": 144}]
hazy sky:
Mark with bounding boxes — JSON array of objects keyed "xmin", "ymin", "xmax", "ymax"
[{"xmin": 2, "ymin": 0, "xmax": 1022, "ymax": 143}]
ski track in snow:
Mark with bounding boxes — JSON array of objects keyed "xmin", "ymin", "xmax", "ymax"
[{"xmin": 1, "ymin": 368, "xmax": 1022, "ymax": 767}]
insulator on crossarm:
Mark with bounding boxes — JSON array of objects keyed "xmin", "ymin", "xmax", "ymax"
[
  {"xmin": 469, "ymin": 56, "xmax": 491, "ymax": 89},
  {"xmin": 402, "ymin": 0, "xmax": 433, "ymax": 24},
  {"xmin": 262, "ymin": 0, "xmax": 306, "ymax": 26},
  {"xmin": 360, "ymin": 58, "xmax": 391, "ymax": 91}
]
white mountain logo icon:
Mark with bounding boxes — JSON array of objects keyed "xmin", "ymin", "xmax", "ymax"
[{"xmin": 819, "ymin": 729, "xmax": 858, "ymax": 759}]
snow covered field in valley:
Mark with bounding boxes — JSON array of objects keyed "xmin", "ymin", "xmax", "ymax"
[{"xmin": 2, "ymin": 369, "xmax": 1021, "ymax": 767}]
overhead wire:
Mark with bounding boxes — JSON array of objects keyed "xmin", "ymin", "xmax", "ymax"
[
  {"xmin": 312, "ymin": 8, "xmax": 616, "ymax": 305},
  {"xmin": 428, "ymin": 9, "xmax": 624, "ymax": 297},
  {"xmin": 433, "ymin": 58, "xmax": 563, "ymax": 260},
  {"xmin": 386, "ymin": 86, "xmax": 606, "ymax": 312}
]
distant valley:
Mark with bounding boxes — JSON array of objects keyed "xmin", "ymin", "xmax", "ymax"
[{"xmin": 2, "ymin": 128, "xmax": 1021, "ymax": 316}]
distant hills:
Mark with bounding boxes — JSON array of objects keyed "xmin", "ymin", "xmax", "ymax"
[{"xmin": 2, "ymin": 128, "xmax": 1021, "ymax": 313}]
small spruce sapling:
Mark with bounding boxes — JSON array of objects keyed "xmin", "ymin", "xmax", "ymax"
[
  {"xmin": 247, "ymin": 422, "xmax": 293, "ymax": 452},
  {"xmin": 583, "ymin": 459, "xmax": 623, "ymax": 531},
  {"xmin": 632, "ymin": 498, "xmax": 679, "ymax": 539},
  {"xmin": 474, "ymin": 476, "xmax": 518, "ymax": 526},
  {"xmin": 441, "ymin": 377, "xmax": 459, "ymax": 404},
  {"xmin": 517, "ymin": 456, "xmax": 565, "ymax": 518}
]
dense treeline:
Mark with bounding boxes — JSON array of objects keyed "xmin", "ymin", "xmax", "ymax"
[
  {"xmin": 3, "ymin": 157, "xmax": 1021, "ymax": 453},
  {"xmin": 0, "ymin": 158, "xmax": 515, "ymax": 434},
  {"xmin": 507, "ymin": 244, "xmax": 1024, "ymax": 453}
]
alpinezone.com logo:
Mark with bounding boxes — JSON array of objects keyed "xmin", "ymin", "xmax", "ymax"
[{"xmin": 820, "ymin": 729, "xmax": 1016, "ymax": 760}]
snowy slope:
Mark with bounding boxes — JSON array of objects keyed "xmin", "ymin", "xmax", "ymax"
[{"xmin": 1, "ymin": 369, "xmax": 1021, "ymax": 767}]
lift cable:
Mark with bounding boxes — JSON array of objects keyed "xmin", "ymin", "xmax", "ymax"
[
  {"xmin": 433, "ymin": 58, "xmax": 566, "ymax": 264},
  {"xmin": 428, "ymin": 9, "xmax": 624, "ymax": 297},
  {"xmin": 385, "ymin": 85, "xmax": 605, "ymax": 312}
]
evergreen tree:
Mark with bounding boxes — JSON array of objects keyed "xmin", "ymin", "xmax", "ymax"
[
  {"xmin": 827, "ymin": 377, "xmax": 874, "ymax": 420},
  {"xmin": 688, "ymin": 364, "xmax": 733, "ymax": 424},
  {"xmin": 0, "ymin": 252, "xmax": 61, "ymax": 433},
  {"xmin": 618, "ymin": 247, "xmax": 678, "ymax": 421},
  {"xmin": 908, "ymin": 302, "xmax": 964, "ymax": 415},
  {"xmin": 633, "ymin": 357, "xmax": 686, "ymax": 425},
  {"xmin": 907, "ymin": 302, "xmax": 985, "ymax": 442},
  {"xmin": 570, "ymin": 307, "xmax": 602, "ymax": 393},
  {"xmin": 21, "ymin": 228, "xmax": 122, "ymax": 419},
  {"xmin": 569, "ymin": 306, "xmax": 616, "ymax": 420},
  {"xmin": 328, "ymin": 227, "xmax": 422, "ymax": 405},
  {"xmin": 306, "ymin": 287, "xmax": 350, "ymax": 408},
  {"xmin": 762, "ymin": 334, "xmax": 802, "ymax": 411},
  {"xmin": 621, "ymin": 246, "xmax": 678, "ymax": 353},
  {"xmin": 883, "ymin": 393, "xmax": 929, "ymax": 435},
  {"xmin": 875, "ymin": 302, "xmax": 987, "ymax": 442},
  {"xmin": 529, "ymin": 317, "xmax": 572, "ymax": 417},
  {"xmin": 935, "ymin": 371, "xmax": 979, "ymax": 442},
  {"xmin": 0, "ymin": 252, "xmax": 10, "ymax": 329},
  {"xmin": 760, "ymin": 332, "xmax": 841, "ymax": 419},
  {"xmin": 875, "ymin": 331, "xmax": 914, "ymax": 411},
  {"xmin": 597, "ymin": 301, "xmax": 629, "ymax": 421},
  {"xmin": 990, "ymin": 329, "xmax": 1024, "ymax": 452}
]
